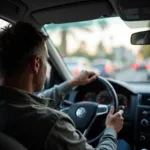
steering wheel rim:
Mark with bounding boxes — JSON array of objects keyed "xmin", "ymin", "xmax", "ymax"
[
  {"xmin": 97, "ymin": 77, "xmax": 118, "ymax": 112},
  {"xmin": 61, "ymin": 76, "xmax": 119, "ymax": 143}
]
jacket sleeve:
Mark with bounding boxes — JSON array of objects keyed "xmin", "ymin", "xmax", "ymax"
[
  {"xmin": 37, "ymin": 81, "xmax": 71, "ymax": 107},
  {"xmin": 46, "ymin": 116, "xmax": 117, "ymax": 150}
]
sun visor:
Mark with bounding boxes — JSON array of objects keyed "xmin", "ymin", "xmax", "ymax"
[
  {"xmin": 31, "ymin": 1, "xmax": 113, "ymax": 24},
  {"xmin": 110, "ymin": 0, "xmax": 150, "ymax": 21}
]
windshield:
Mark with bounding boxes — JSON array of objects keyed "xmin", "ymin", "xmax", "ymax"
[
  {"xmin": 44, "ymin": 17, "xmax": 150, "ymax": 82},
  {"xmin": 64, "ymin": 61, "xmax": 77, "ymax": 70}
]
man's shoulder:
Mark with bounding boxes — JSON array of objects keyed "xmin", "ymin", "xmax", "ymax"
[
  {"xmin": 31, "ymin": 106, "xmax": 72, "ymax": 129},
  {"xmin": 40, "ymin": 107, "xmax": 71, "ymax": 122},
  {"xmin": 31, "ymin": 106, "xmax": 74, "ymax": 140}
]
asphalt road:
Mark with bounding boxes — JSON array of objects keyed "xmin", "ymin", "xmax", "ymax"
[{"xmin": 115, "ymin": 68, "xmax": 148, "ymax": 82}]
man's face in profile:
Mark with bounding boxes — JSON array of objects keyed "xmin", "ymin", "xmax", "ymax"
[{"xmin": 34, "ymin": 43, "xmax": 48, "ymax": 92}]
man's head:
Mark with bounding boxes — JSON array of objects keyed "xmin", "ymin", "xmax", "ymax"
[{"xmin": 0, "ymin": 21, "xmax": 49, "ymax": 92}]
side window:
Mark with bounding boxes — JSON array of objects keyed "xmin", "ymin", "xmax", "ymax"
[
  {"xmin": 0, "ymin": 19, "xmax": 10, "ymax": 85},
  {"xmin": 44, "ymin": 63, "xmax": 51, "ymax": 89},
  {"xmin": 46, "ymin": 63, "xmax": 51, "ymax": 79},
  {"xmin": 0, "ymin": 19, "xmax": 10, "ymax": 29}
]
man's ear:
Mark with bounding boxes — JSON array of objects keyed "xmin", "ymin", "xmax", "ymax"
[{"xmin": 31, "ymin": 56, "xmax": 40, "ymax": 74}]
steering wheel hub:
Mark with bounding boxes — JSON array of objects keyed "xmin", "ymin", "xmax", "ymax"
[{"xmin": 76, "ymin": 107, "xmax": 86, "ymax": 118}]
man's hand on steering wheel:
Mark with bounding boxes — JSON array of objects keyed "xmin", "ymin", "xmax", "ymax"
[
  {"xmin": 106, "ymin": 106, "xmax": 124, "ymax": 133},
  {"xmin": 69, "ymin": 70, "xmax": 98, "ymax": 87},
  {"xmin": 61, "ymin": 69, "xmax": 122, "ymax": 142}
]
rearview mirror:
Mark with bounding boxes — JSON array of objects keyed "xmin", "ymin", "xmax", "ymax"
[{"xmin": 131, "ymin": 30, "xmax": 150, "ymax": 45}]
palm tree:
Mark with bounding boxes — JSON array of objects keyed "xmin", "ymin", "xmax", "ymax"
[
  {"xmin": 97, "ymin": 19, "xmax": 108, "ymax": 30},
  {"xmin": 45, "ymin": 19, "xmax": 108, "ymax": 56},
  {"xmin": 59, "ymin": 23, "xmax": 92, "ymax": 56},
  {"xmin": 45, "ymin": 21, "xmax": 93, "ymax": 56}
]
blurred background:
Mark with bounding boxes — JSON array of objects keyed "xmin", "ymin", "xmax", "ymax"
[{"xmin": 44, "ymin": 17, "xmax": 150, "ymax": 82}]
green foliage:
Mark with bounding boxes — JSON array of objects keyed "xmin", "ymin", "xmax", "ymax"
[
  {"xmin": 71, "ymin": 50, "xmax": 94, "ymax": 60},
  {"xmin": 105, "ymin": 53, "xmax": 115, "ymax": 60},
  {"xmin": 139, "ymin": 45, "xmax": 150, "ymax": 58},
  {"xmin": 121, "ymin": 57, "xmax": 128, "ymax": 62},
  {"xmin": 70, "ymin": 50, "xmax": 115, "ymax": 61},
  {"xmin": 97, "ymin": 20, "xmax": 108, "ymax": 30}
]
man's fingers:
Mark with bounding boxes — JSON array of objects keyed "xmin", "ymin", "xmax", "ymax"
[
  {"xmin": 76, "ymin": 70, "xmax": 98, "ymax": 86},
  {"xmin": 113, "ymin": 109, "xmax": 124, "ymax": 118},
  {"xmin": 88, "ymin": 72, "xmax": 99, "ymax": 78},
  {"xmin": 87, "ymin": 75, "xmax": 97, "ymax": 82},
  {"xmin": 108, "ymin": 106, "xmax": 114, "ymax": 115},
  {"xmin": 121, "ymin": 116, "xmax": 124, "ymax": 121},
  {"xmin": 86, "ymin": 71, "xmax": 96, "ymax": 75},
  {"xmin": 118, "ymin": 109, "xmax": 124, "ymax": 116},
  {"xmin": 82, "ymin": 70, "xmax": 98, "ymax": 77}
]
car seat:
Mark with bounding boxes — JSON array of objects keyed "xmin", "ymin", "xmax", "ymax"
[{"xmin": 0, "ymin": 132, "xmax": 27, "ymax": 150}]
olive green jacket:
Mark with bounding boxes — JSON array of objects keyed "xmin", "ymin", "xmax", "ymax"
[{"xmin": 0, "ymin": 83, "xmax": 117, "ymax": 150}]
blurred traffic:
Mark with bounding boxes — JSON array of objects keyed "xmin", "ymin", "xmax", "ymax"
[
  {"xmin": 63, "ymin": 57, "xmax": 132, "ymax": 79},
  {"xmin": 131, "ymin": 58, "xmax": 150, "ymax": 80},
  {"xmin": 92, "ymin": 59, "xmax": 115, "ymax": 78},
  {"xmin": 63, "ymin": 57, "xmax": 100, "ymax": 76}
]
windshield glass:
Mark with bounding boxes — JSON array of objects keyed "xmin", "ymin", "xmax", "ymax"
[{"xmin": 44, "ymin": 17, "xmax": 150, "ymax": 82}]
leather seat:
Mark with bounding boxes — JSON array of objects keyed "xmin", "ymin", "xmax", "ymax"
[{"xmin": 0, "ymin": 133, "xmax": 27, "ymax": 150}]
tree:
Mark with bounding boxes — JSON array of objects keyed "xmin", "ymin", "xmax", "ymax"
[
  {"xmin": 105, "ymin": 53, "xmax": 115, "ymax": 60},
  {"xmin": 139, "ymin": 45, "xmax": 150, "ymax": 58},
  {"xmin": 97, "ymin": 19, "xmax": 108, "ymax": 30},
  {"xmin": 61, "ymin": 30, "xmax": 67, "ymax": 56},
  {"xmin": 71, "ymin": 41, "xmax": 89, "ymax": 59},
  {"xmin": 45, "ymin": 19, "xmax": 108, "ymax": 56},
  {"xmin": 60, "ymin": 27, "xmax": 91, "ymax": 56},
  {"xmin": 95, "ymin": 19, "xmax": 109, "ymax": 58},
  {"xmin": 97, "ymin": 42, "xmax": 106, "ymax": 57},
  {"xmin": 45, "ymin": 22, "xmax": 92, "ymax": 56}
]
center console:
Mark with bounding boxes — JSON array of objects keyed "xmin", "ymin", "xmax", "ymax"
[{"xmin": 135, "ymin": 94, "xmax": 150, "ymax": 149}]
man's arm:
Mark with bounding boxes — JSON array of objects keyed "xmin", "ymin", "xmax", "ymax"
[
  {"xmin": 38, "ymin": 71, "xmax": 98, "ymax": 107},
  {"xmin": 46, "ymin": 117, "xmax": 117, "ymax": 150},
  {"xmin": 38, "ymin": 81, "xmax": 71, "ymax": 106},
  {"xmin": 46, "ymin": 106, "xmax": 123, "ymax": 150}
]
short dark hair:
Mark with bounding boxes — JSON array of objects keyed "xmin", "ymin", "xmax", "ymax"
[{"xmin": 0, "ymin": 21, "xmax": 48, "ymax": 77}]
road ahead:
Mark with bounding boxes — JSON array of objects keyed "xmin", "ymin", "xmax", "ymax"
[{"xmin": 115, "ymin": 68, "xmax": 148, "ymax": 82}]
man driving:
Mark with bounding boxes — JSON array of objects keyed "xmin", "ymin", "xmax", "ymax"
[{"xmin": 0, "ymin": 22, "xmax": 129, "ymax": 150}]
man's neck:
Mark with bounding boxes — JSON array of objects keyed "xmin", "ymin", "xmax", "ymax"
[{"xmin": 2, "ymin": 77, "xmax": 34, "ymax": 94}]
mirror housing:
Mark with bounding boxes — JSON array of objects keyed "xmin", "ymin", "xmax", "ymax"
[{"xmin": 131, "ymin": 30, "xmax": 150, "ymax": 45}]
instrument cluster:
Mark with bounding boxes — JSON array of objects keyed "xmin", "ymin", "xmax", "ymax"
[{"xmin": 82, "ymin": 90, "xmax": 128, "ymax": 109}]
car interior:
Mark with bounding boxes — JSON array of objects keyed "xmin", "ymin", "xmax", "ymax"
[{"xmin": 0, "ymin": 0, "xmax": 150, "ymax": 150}]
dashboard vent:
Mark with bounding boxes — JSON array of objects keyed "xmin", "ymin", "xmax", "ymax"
[{"xmin": 140, "ymin": 94, "xmax": 150, "ymax": 105}]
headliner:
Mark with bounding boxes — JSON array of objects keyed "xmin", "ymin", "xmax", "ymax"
[
  {"xmin": 0, "ymin": 0, "xmax": 115, "ymax": 28},
  {"xmin": 1, "ymin": 0, "xmax": 150, "ymax": 28}
]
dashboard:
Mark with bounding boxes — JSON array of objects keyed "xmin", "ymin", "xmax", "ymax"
[{"xmin": 66, "ymin": 78, "xmax": 150, "ymax": 148}]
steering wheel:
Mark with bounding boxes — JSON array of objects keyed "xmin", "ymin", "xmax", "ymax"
[{"xmin": 61, "ymin": 77, "xmax": 118, "ymax": 143}]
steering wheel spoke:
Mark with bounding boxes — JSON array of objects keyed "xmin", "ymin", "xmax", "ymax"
[
  {"xmin": 83, "ymin": 104, "xmax": 108, "ymax": 138},
  {"xmin": 60, "ymin": 107, "xmax": 70, "ymax": 114},
  {"xmin": 97, "ymin": 104, "xmax": 109, "ymax": 116}
]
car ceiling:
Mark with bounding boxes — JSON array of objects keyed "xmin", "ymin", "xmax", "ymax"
[
  {"xmin": 0, "ymin": 0, "xmax": 150, "ymax": 28},
  {"xmin": 0, "ymin": 0, "xmax": 115, "ymax": 27}
]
